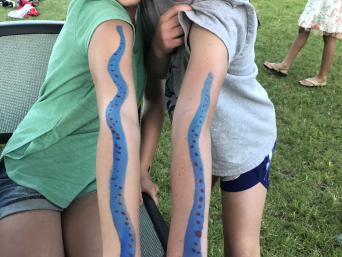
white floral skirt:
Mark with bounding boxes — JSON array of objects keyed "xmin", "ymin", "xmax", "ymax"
[{"xmin": 298, "ymin": 0, "xmax": 342, "ymax": 39}]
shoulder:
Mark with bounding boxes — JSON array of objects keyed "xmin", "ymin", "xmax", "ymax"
[
  {"xmin": 188, "ymin": 0, "xmax": 258, "ymax": 60},
  {"xmin": 75, "ymin": 0, "xmax": 133, "ymax": 54},
  {"xmin": 79, "ymin": 0, "xmax": 131, "ymax": 23}
]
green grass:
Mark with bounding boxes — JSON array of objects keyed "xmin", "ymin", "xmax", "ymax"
[
  {"xmin": 253, "ymin": 1, "xmax": 342, "ymax": 256},
  {"xmin": 0, "ymin": 0, "xmax": 69, "ymax": 20},
  {"xmin": 1, "ymin": 0, "xmax": 341, "ymax": 256}
]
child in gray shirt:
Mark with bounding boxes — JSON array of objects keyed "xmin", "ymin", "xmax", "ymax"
[{"xmin": 141, "ymin": 1, "xmax": 277, "ymax": 256}]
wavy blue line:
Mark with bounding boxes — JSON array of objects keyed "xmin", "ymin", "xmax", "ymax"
[
  {"xmin": 106, "ymin": 25, "xmax": 136, "ymax": 257},
  {"xmin": 183, "ymin": 73, "xmax": 213, "ymax": 256}
]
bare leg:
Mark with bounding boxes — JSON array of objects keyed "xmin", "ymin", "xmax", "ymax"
[
  {"xmin": 0, "ymin": 210, "xmax": 64, "ymax": 257},
  {"xmin": 222, "ymin": 183, "xmax": 267, "ymax": 257},
  {"xmin": 281, "ymin": 27, "xmax": 310, "ymax": 69},
  {"xmin": 264, "ymin": 27, "xmax": 310, "ymax": 72},
  {"xmin": 298, "ymin": 34, "xmax": 336, "ymax": 86},
  {"xmin": 62, "ymin": 192, "xmax": 102, "ymax": 257},
  {"xmin": 317, "ymin": 35, "xmax": 337, "ymax": 81}
]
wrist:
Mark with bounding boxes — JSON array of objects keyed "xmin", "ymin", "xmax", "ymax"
[
  {"xmin": 140, "ymin": 165, "xmax": 151, "ymax": 175},
  {"xmin": 151, "ymin": 40, "xmax": 168, "ymax": 59},
  {"xmin": 141, "ymin": 171, "xmax": 152, "ymax": 183},
  {"xmin": 148, "ymin": 39, "xmax": 171, "ymax": 79}
]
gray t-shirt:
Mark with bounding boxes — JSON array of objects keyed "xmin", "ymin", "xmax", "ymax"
[{"xmin": 141, "ymin": 0, "xmax": 277, "ymax": 176}]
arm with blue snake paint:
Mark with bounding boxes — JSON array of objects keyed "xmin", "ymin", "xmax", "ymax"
[
  {"xmin": 166, "ymin": 24, "xmax": 228, "ymax": 257},
  {"xmin": 88, "ymin": 20, "xmax": 141, "ymax": 257}
]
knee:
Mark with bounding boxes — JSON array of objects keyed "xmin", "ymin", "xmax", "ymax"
[
  {"xmin": 323, "ymin": 34, "xmax": 336, "ymax": 44},
  {"xmin": 171, "ymin": 107, "xmax": 210, "ymax": 142},
  {"xmin": 297, "ymin": 28, "xmax": 310, "ymax": 40}
]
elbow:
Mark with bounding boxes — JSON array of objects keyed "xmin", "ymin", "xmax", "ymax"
[
  {"xmin": 171, "ymin": 108, "xmax": 211, "ymax": 145},
  {"xmin": 99, "ymin": 107, "xmax": 140, "ymax": 135}
]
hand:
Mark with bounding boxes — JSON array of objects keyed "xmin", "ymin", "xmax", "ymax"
[
  {"xmin": 140, "ymin": 170, "xmax": 159, "ymax": 206},
  {"xmin": 151, "ymin": 4, "xmax": 192, "ymax": 58}
]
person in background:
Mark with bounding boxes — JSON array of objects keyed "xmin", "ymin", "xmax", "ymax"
[{"xmin": 264, "ymin": 0, "xmax": 341, "ymax": 87}]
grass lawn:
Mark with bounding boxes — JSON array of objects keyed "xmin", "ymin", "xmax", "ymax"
[{"xmin": 1, "ymin": 0, "xmax": 341, "ymax": 256}]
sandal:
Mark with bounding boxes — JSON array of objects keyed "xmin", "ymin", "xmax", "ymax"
[
  {"xmin": 298, "ymin": 77, "xmax": 327, "ymax": 87},
  {"xmin": 263, "ymin": 61, "xmax": 288, "ymax": 77}
]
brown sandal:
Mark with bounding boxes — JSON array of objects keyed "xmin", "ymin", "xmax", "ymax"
[{"xmin": 263, "ymin": 61, "xmax": 289, "ymax": 77}]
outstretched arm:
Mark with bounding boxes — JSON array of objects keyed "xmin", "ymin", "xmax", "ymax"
[
  {"xmin": 167, "ymin": 24, "xmax": 228, "ymax": 257},
  {"xmin": 89, "ymin": 20, "xmax": 141, "ymax": 257},
  {"xmin": 139, "ymin": 75, "xmax": 164, "ymax": 205},
  {"xmin": 140, "ymin": 3, "xmax": 192, "ymax": 203}
]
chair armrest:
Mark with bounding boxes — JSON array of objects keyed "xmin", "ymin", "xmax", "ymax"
[{"xmin": 142, "ymin": 192, "xmax": 169, "ymax": 251}]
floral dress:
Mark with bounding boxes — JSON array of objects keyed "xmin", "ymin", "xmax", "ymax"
[{"xmin": 298, "ymin": 0, "xmax": 342, "ymax": 38}]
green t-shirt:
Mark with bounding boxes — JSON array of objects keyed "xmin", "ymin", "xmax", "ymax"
[{"xmin": 0, "ymin": 0, "xmax": 146, "ymax": 208}]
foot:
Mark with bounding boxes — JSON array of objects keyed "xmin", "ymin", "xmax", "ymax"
[
  {"xmin": 298, "ymin": 76, "xmax": 327, "ymax": 87},
  {"xmin": 263, "ymin": 61, "xmax": 289, "ymax": 76}
]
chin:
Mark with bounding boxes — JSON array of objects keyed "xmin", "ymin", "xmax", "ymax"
[{"xmin": 117, "ymin": 0, "xmax": 140, "ymax": 6}]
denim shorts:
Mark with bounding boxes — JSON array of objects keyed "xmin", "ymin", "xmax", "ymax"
[{"xmin": 0, "ymin": 159, "xmax": 96, "ymax": 219}]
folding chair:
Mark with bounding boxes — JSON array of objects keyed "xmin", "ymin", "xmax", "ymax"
[{"xmin": 0, "ymin": 20, "xmax": 168, "ymax": 256}]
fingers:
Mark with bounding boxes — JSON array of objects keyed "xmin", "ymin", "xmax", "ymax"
[
  {"xmin": 169, "ymin": 37, "xmax": 184, "ymax": 50},
  {"xmin": 149, "ymin": 186, "xmax": 159, "ymax": 206},
  {"xmin": 159, "ymin": 14, "xmax": 184, "ymax": 40},
  {"xmin": 139, "ymin": 193, "xmax": 144, "ymax": 206},
  {"xmin": 159, "ymin": 6, "xmax": 189, "ymax": 36},
  {"xmin": 152, "ymin": 3, "xmax": 192, "ymax": 56},
  {"xmin": 160, "ymin": 26, "xmax": 185, "ymax": 49},
  {"xmin": 161, "ymin": 4, "xmax": 192, "ymax": 22},
  {"xmin": 171, "ymin": 25, "xmax": 185, "ymax": 38},
  {"xmin": 170, "ymin": 26, "xmax": 185, "ymax": 48},
  {"xmin": 162, "ymin": 15, "xmax": 181, "ymax": 30},
  {"xmin": 154, "ymin": 24, "xmax": 185, "ymax": 54},
  {"xmin": 145, "ymin": 184, "xmax": 159, "ymax": 206},
  {"xmin": 141, "ymin": 173, "xmax": 160, "ymax": 206}
]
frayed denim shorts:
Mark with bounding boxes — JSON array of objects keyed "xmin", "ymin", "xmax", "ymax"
[
  {"xmin": 0, "ymin": 159, "xmax": 96, "ymax": 219},
  {"xmin": 0, "ymin": 159, "xmax": 62, "ymax": 219}
]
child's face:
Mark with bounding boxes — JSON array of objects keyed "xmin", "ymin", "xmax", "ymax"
[{"xmin": 117, "ymin": 0, "xmax": 140, "ymax": 7}]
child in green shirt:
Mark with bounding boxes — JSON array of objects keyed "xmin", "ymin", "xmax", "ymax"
[{"xmin": 0, "ymin": 0, "xmax": 164, "ymax": 256}]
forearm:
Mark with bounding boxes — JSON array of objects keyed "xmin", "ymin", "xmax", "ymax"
[
  {"xmin": 168, "ymin": 74, "xmax": 214, "ymax": 257},
  {"xmin": 97, "ymin": 116, "xmax": 140, "ymax": 256},
  {"xmin": 140, "ymin": 78, "xmax": 165, "ymax": 173},
  {"xmin": 147, "ymin": 44, "xmax": 171, "ymax": 79},
  {"xmin": 167, "ymin": 24, "xmax": 228, "ymax": 257}
]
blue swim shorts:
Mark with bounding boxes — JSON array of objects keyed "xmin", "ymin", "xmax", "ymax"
[{"xmin": 220, "ymin": 150, "xmax": 274, "ymax": 193}]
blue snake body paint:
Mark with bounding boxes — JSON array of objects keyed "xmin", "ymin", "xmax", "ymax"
[
  {"xmin": 183, "ymin": 73, "xmax": 213, "ymax": 257},
  {"xmin": 106, "ymin": 26, "xmax": 135, "ymax": 257}
]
